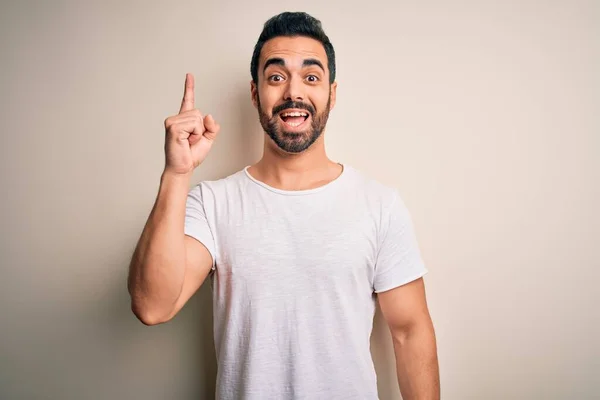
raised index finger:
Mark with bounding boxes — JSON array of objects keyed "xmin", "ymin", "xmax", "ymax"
[{"xmin": 179, "ymin": 73, "xmax": 195, "ymax": 113}]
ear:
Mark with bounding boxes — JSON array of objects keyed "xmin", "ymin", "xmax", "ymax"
[
  {"xmin": 250, "ymin": 80, "xmax": 258, "ymax": 109},
  {"xmin": 329, "ymin": 81, "xmax": 337, "ymax": 111}
]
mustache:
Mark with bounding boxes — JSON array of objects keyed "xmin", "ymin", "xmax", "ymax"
[{"xmin": 272, "ymin": 101, "xmax": 315, "ymax": 116}]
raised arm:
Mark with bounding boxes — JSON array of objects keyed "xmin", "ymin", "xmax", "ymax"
[{"xmin": 127, "ymin": 73, "xmax": 220, "ymax": 325}]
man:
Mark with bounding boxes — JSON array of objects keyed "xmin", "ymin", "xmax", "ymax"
[{"xmin": 128, "ymin": 11, "xmax": 440, "ymax": 400}]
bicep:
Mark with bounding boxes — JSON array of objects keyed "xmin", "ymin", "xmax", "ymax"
[
  {"xmin": 377, "ymin": 277, "xmax": 431, "ymax": 334},
  {"xmin": 166, "ymin": 235, "xmax": 214, "ymax": 320}
]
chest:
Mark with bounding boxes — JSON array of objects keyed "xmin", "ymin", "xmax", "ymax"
[{"xmin": 213, "ymin": 201, "xmax": 379, "ymax": 292}]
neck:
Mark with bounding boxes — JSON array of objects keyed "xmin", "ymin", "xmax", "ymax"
[{"xmin": 249, "ymin": 132, "xmax": 342, "ymax": 191}]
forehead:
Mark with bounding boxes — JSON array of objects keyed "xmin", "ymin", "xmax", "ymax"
[{"xmin": 259, "ymin": 36, "xmax": 328, "ymax": 70}]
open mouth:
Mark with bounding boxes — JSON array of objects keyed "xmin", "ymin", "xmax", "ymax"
[{"xmin": 279, "ymin": 110, "xmax": 310, "ymax": 129}]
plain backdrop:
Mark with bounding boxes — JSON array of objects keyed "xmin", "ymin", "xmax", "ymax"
[{"xmin": 1, "ymin": 1, "xmax": 598, "ymax": 399}]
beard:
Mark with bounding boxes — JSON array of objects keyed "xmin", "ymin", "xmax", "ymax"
[{"xmin": 257, "ymin": 92, "xmax": 331, "ymax": 154}]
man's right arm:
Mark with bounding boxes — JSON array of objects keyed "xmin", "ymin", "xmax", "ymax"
[
  {"xmin": 127, "ymin": 73, "xmax": 220, "ymax": 325},
  {"xmin": 127, "ymin": 171, "xmax": 213, "ymax": 326}
]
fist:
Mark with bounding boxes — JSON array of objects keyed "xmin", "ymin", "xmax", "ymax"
[{"xmin": 163, "ymin": 73, "xmax": 220, "ymax": 175}]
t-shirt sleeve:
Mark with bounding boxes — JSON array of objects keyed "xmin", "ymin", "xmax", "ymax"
[
  {"xmin": 184, "ymin": 184, "xmax": 217, "ymax": 270},
  {"xmin": 373, "ymin": 190, "xmax": 428, "ymax": 293}
]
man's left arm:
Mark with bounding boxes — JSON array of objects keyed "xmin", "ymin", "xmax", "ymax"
[{"xmin": 377, "ymin": 277, "xmax": 440, "ymax": 400}]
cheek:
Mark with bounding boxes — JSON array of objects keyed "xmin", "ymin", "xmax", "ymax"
[
  {"xmin": 258, "ymin": 88, "xmax": 280, "ymax": 113},
  {"xmin": 313, "ymin": 86, "xmax": 332, "ymax": 108},
  {"xmin": 313, "ymin": 98, "xmax": 330, "ymax": 112}
]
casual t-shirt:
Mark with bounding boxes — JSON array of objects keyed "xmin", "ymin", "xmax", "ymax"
[{"xmin": 184, "ymin": 164, "xmax": 428, "ymax": 400}]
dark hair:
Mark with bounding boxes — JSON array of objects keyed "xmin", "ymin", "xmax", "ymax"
[{"xmin": 250, "ymin": 12, "xmax": 336, "ymax": 84}]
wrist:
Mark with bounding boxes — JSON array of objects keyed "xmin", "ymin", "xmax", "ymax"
[
  {"xmin": 161, "ymin": 168, "xmax": 193, "ymax": 182},
  {"xmin": 160, "ymin": 169, "xmax": 193, "ymax": 192}
]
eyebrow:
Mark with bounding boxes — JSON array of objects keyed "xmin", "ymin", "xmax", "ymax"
[{"xmin": 263, "ymin": 57, "xmax": 325, "ymax": 74}]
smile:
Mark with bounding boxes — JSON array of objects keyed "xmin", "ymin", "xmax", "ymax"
[{"xmin": 279, "ymin": 109, "xmax": 310, "ymax": 129}]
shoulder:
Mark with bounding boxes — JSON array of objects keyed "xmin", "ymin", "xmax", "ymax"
[
  {"xmin": 341, "ymin": 165, "xmax": 419, "ymax": 234},
  {"xmin": 343, "ymin": 167, "xmax": 423, "ymax": 255},
  {"xmin": 342, "ymin": 164, "xmax": 402, "ymax": 209},
  {"xmin": 192, "ymin": 167, "xmax": 248, "ymax": 191},
  {"xmin": 187, "ymin": 167, "xmax": 249, "ymax": 203}
]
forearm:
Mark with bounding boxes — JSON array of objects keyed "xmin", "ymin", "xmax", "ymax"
[
  {"xmin": 127, "ymin": 171, "xmax": 192, "ymax": 324},
  {"xmin": 392, "ymin": 320, "xmax": 440, "ymax": 400}
]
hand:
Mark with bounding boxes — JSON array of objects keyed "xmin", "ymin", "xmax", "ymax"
[{"xmin": 163, "ymin": 73, "xmax": 220, "ymax": 175}]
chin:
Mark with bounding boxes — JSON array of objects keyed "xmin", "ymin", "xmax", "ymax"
[{"xmin": 272, "ymin": 130, "xmax": 321, "ymax": 154}]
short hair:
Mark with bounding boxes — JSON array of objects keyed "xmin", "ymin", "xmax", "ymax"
[{"xmin": 250, "ymin": 12, "xmax": 336, "ymax": 84}]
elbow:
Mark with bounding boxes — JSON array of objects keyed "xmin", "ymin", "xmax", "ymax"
[
  {"xmin": 391, "ymin": 327, "xmax": 411, "ymax": 347},
  {"xmin": 391, "ymin": 318, "xmax": 436, "ymax": 347},
  {"xmin": 130, "ymin": 300, "xmax": 172, "ymax": 326}
]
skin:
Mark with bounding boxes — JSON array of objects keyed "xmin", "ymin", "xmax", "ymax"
[
  {"xmin": 378, "ymin": 278, "xmax": 440, "ymax": 399},
  {"xmin": 128, "ymin": 73, "xmax": 220, "ymax": 327},
  {"xmin": 248, "ymin": 36, "xmax": 341, "ymax": 191}
]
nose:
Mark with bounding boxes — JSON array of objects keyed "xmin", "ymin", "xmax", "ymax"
[{"xmin": 283, "ymin": 76, "xmax": 304, "ymax": 102}]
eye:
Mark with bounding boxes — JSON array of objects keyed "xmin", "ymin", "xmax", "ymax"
[
  {"xmin": 269, "ymin": 74, "xmax": 284, "ymax": 82},
  {"xmin": 306, "ymin": 75, "xmax": 319, "ymax": 83}
]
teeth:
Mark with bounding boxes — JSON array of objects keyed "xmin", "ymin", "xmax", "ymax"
[
  {"xmin": 281, "ymin": 111, "xmax": 308, "ymax": 117},
  {"xmin": 285, "ymin": 121, "xmax": 303, "ymax": 127}
]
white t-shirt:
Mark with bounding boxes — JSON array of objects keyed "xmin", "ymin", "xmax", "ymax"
[{"xmin": 184, "ymin": 164, "xmax": 428, "ymax": 400}]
